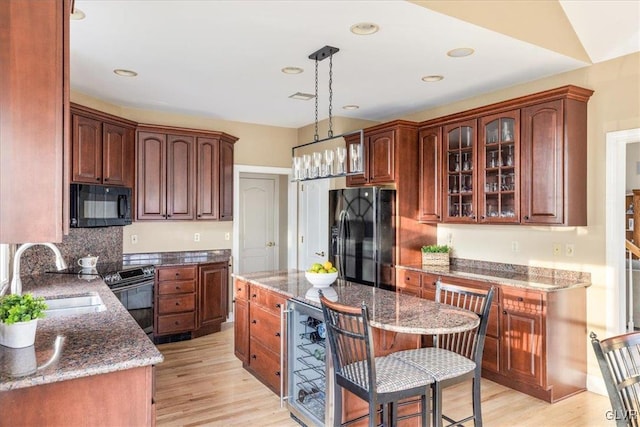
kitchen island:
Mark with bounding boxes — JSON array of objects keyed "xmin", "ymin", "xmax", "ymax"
[{"xmin": 0, "ymin": 273, "xmax": 163, "ymax": 425}]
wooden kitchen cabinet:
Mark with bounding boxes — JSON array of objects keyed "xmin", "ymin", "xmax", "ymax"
[
  {"xmin": 154, "ymin": 265, "xmax": 197, "ymax": 336},
  {"xmin": 247, "ymin": 285, "xmax": 286, "ymax": 394},
  {"xmin": 71, "ymin": 104, "xmax": 136, "ymax": 187},
  {"xmin": 418, "ymin": 126, "xmax": 442, "ymax": 222},
  {"xmin": 137, "ymin": 125, "xmax": 237, "ymax": 221},
  {"xmin": 193, "ymin": 262, "xmax": 228, "ymax": 337},
  {"xmin": 442, "ymin": 119, "xmax": 477, "ymax": 223},
  {"xmin": 397, "ymin": 266, "xmax": 588, "ymax": 402},
  {"xmin": 0, "ymin": 0, "xmax": 70, "ymax": 243},
  {"xmin": 234, "ymin": 279, "xmax": 250, "ymax": 363}
]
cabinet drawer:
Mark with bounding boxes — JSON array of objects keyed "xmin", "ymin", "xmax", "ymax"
[
  {"xmin": 157, "ymin": 294, "xmax": 196, "ymax": 314},
  {"xmin": 251, "ymin": 286, "xmax": 285, "ymax": 315},
  {"xmin": 397, "ymin": 269, "xmax": 421, "ymax": 289},
  {"xmin": 235, "ymin": 279, "xmax": 249, "ymax": 301},
  {"xmin": 250, "ymin": 305, "xmax": 281, "ymax": 355},
  {"xmin": 158, "ymin": 281, "xmax": 195, "ymax": 295},
  {"xmin": 249, "ymin": 337, "xmax": 282, "ymax": 393},
  {"xmin": 502, "ymin": 288, "xmax": 543, "ymax": 312},
  {"xmin": 157, "ymin": 312, "xmax": 195, "ymax": 334},
  {"xmin": 250, "ymin": 285, "xmax": 269, "ymax": 307},
  {"xmin": 157, "ymin": 266, "xmax": 196, "ymax": 282}
]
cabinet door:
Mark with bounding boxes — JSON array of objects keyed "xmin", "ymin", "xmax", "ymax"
[
  {"xmin": 102, "ymin": 122, "xmax": 129, "ymax": 186},
  {"xmin": 478, "ymin": 111, "xmax": 520, "ymax": 224},
  {"xmin": 368, "ymin": 129, "xmax": 395, "ymax": 184},
  {"xmin": 166, "ymin": 134, "xmax": 195, "ymax": 220},
  {"xmin": 196, "ymin": 137, "xmax": 220, "ymax": 220},
  {"xmin": 442, "ymin": 119, "xmax": 477, "ymax": 223},
  {"xmin": 137, "ymin": 132, "xmax": 167, "ymax": 220},
  {"xmin": 501, "ymin": 289, "xmax": 544, "ymax": 387},
  {"xmin": 198, "ymin": 263, "xmax": 228, "ymax": 330},
  {"xmin": 72, "ymin": 114, "xmax": 102, "ymax": 184},
  {"xmin": 346, "ymin": 134, "xmax": 368, "ymax": 186},
  {"xmin": 418, "ymin": 126, "xmax": 442, "ymax": 222},
  {"xmin": 521, "ymin": 100, "xmax": 564, "ymax": 224},
  {"xmin": 219, "ymin": 139, "xmax": 234, "ymax": 220},
  {"xmin": 234, "ymin": 298, "xmax": 249, "ymax": 363}
]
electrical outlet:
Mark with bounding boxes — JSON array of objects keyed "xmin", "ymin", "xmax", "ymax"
[
  {"xmin": 511, "ymin": 241, "xmax": 519, "ymax": 252},
  {"xmin": 565, "ymin": 243, "xmax": 575, "ymax": 257},
  {"xmin": 553, "ymin": 243, "xmax": 561, "ymax": 256},
  {"xmin": 224, "ymin": 232, "xmax": 230, "ymax": 241},
  {"xmin": 194, "ymin": 233, "xmax": 200, "ymax": 242},
  {"xmin": 131, "ymin": 235, "xmax": 138, "ymax": 244}
]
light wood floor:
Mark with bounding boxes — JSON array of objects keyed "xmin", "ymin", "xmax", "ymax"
[{"xmin": 155, "ymin": 325, "xmax": 614, "ymax": 426}]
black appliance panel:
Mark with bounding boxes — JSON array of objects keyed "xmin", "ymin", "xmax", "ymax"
[{"xmin": 70, "ymin": 183, "xmax": 132, "ymax": 227}]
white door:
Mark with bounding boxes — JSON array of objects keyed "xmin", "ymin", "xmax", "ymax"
[
  {"xmin": 239, "ymin": 175, "xmax": 278, "ymax": 273},
  {"xmin": 298, "ymin": 180, "xmax": 329, "ymax": 270}
]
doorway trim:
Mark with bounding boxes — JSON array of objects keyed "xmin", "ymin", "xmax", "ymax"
[
  {"xmin": 605, "ymin": 128, "xmax": 640, "ymax": 336},
  {"xmin": 232, "ymin": 164, "xmax": 292, "ymax": 275}
]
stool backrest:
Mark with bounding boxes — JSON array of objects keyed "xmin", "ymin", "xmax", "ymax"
[
  {"xmin": 435, "ymin": 282, "xmax": 495, "ymax": 365},
  {"xmin": 320, "ymin": 295, "xmax": 376, "ymax": 394},
  {"xmin": 591, "ymin": 331, "xmax": 640, "ymax": 427}
]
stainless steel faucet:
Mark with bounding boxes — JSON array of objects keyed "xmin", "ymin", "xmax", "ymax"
[{"xmin": 8, "ymin": 243, "xmax": 68, "ymax": 295}]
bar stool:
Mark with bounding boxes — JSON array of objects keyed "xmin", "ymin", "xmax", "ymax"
[
  {"xmin": 319, "ymin": 294, "xmax": 433, "ymax": 427},
  {"xmin": 390, "ymin": 282, "xmax": 495, "ymax": 427}
]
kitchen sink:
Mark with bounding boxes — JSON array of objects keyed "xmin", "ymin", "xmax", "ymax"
[{"xmin": 44, "ymin": 293, "xmax": 106, "ymax": 318}]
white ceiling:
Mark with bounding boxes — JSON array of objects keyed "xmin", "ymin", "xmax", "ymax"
[{"xmin": 70, "ymin": 1, "xmax": 640, "ymax": 129}]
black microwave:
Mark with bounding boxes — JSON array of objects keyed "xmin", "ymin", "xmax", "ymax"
[{"xmin": 70, "ymin": 184, "xmax": 132, "ymax": 227}]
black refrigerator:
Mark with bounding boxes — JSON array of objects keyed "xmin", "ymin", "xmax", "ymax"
[{"xmin": 329, "ymin": 187, "xmax": 395, "ymax": 290}]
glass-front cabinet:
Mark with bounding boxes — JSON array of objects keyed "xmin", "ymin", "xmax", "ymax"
[
  {"xmin": 443, "ymin": 119, "xmax": 476, "ymax": 222},
  {"xmin": 478, "ymin": 111, "xmax": 520, "ymax": 223}
]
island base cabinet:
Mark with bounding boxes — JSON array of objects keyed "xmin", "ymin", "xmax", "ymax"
[{"xmin": 0, "ymin": 366, "xmax": 154, "ymax": 425}]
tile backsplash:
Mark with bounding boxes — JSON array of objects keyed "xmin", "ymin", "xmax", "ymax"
[{"xmin": 16, "ymin": 228, "xmax": 123, "ymax": 275}]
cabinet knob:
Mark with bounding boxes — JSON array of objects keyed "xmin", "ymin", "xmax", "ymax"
[
  {"xmin": 517, "ymin": 297, "xmax": 524, "ymax": 302},
  {"xmin": 503, "ymin": 310, "xmax": 507, "ymax": 315},
  {"xmin": 175, "ymin": 302, "xmax": 180, "ymax": 306},
  {"xmin": 96, "ymin": 177, "xmax": 100, "ymax": 181},
  {"xmin": 251, "ymin": 320, "xmax": 257, "ymax": 324},
  {"xmin": 275, "ymin": 303, "xmax": 281, "ymax": 308},
  {"xmin": 167, "ymin": 214, "xmax": 172, "ymax": 218},
  {"xmin": 524, "ymin": 215, "xmax": 529, "ymax": 220},
  {"xmin": 251, "ymin": 354, "xmax": 257, "ymax": 359},
  {"xmin": 275, "ymin": 332, "xmax": 281, "ymax": 337},
  {"xmin": 252, "ymin": 294, "xmax": 257, "ymax": 298},
  {"xmin": 104, "ymin": 178, "xmax": 109, "ymax": 182},
  {"xmin": 436, "ymin": 215, "xmax": 440, "ymax": 219},
  {"xmin": 472, "ymin": 215, "xmax": 476, "ymax": 220},
  {"xmin": 197, "ymin": 214, "xmax": 202, "ymax": 217},
  {"xmin": 232, "ymin": 299, "xmax": 236, "ymax": 303},
  {"xmin": 174, "ymin": 321, "xmax": 180, "ymax": 325},
  {"xmin": 275, "ymin": 371, "xmax": 281, "ymax": 377},
  {"xmin": 175, "ymin": 286, "xmax": 180, "ymax": 290},
  {"xmin": 481, "ymin": 215, "xmax": 485, "ymax": 219}
]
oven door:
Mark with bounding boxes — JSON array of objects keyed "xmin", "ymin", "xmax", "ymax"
[{"xmin": 111, "ymin": 280, "xmax": 154, "ymax": 335}]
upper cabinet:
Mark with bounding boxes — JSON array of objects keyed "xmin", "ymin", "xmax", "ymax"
[
  {"xmin": 418, "ymin": 126, "xmax": 442, "ymax": 222},
  {"xmin": 0, "ymin": 0, "xmax": 70, "ymax": 243},
  {"xmin": 71, "ymin": 104, "xmax": 136, "ymax": 187},
  {"xmin": 136, "ymin": 125, "xmax": 237, "ymax": 222},
  {"xmin": 418, "ymin": 85, "xmax": 593, "ymax": 227}
]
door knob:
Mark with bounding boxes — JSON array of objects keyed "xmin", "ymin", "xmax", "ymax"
[
  {"xmin": 266, "ymin": 241, "xmax": 275, "ymax": 247},
  {"xmin": 314, "ymin": 251, "xmax": 325, "ymax": 257}
]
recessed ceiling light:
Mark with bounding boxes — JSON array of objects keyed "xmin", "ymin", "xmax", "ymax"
[
  {"xmin": 350, "ymin": 22, "xmax": 379, "ymax": 36},
  {"xmin": 447, "ymin": 47, "xmax": 475, "ymax": 58},
  {"xmin": 282, "ymin": 66, "xmax": 304, "ymax": 74},
  {"xmin": 70, "ymin": 8, "xmax": 86, "ymax": 20},
  {"xmin": 421, "ymin": 75, "xmax": 444, "ymax": 82},
  {"xmin": 342, "ymin": 105, "xmax": 360, "ymax": 110},
  {"xmin": 289, "ymin": 92, "xmax": 315, "ymax": 101},
  {"xmin": 113, "ymin": 69, "xmax": 138, "ymax": 77}
]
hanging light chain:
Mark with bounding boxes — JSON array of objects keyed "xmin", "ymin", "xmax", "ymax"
[
  {"xmin": 314, "ymin": 59, "xmax": 319, "ymax": 142},
  {"xmin": 328, "ymin": 53, "xmax": 334, "ymax": 138}
]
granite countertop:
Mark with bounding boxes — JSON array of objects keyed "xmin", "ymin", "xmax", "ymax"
[
  {"xmin": 123, "ymin": 249, "xmax": 231, "ymax": 267},
  {"xmin": 398, "ymin": 263, "xmax": 591, "ymax": 292},
  {"xmin": 232, "ymin": 270, "xmax": 479, "ymax": 335},
  {"xmin": 0, "ymin": 274, "xmax": 163, "ymax": 392}
]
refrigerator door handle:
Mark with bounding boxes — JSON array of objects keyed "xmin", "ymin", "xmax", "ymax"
[{"xmin": 337, "ymin": 210, "xmax": 347, "ymax": 278}]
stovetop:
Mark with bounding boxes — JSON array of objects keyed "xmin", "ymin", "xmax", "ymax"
[{"xmin": 48, "ymin": 262, "xmax": 155, "ymax": 288}]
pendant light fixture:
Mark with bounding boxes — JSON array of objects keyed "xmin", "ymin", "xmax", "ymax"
[{"xmin": 290, "ymin": 45, "xmax": 364, "ymax": 181}]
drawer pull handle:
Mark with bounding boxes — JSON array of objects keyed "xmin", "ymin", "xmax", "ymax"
[
  {"xmin": 175, "ymin": 302, "xmax": 180, "ymax": 306},
  {"xmin": 275, "ymin": 303, "xmax": 281, "ymax": 308},
  {"xmin": 175, "ymin": 286, "xmax": 180, "ymax": 290},
  {"xmin": 252, "ymin": 294, "xmax": 257, "ymax": 298},
  {"xmin": 251, "ymin": 320, "xmax": 257, "ymax": 324},
  {"xmin": 517, "ymin": 297, "xmax": 524, "ymax": 302},
  {"xmin": 275, "ymin": 371, "xmax": 281, "ymax": 377},
  {"xmin": 275, "ymin": 332, "xmax": 281, "ymax": 337},
  {"xmin": 251, "ymin": 354, "xmax": 257, "ymax": 359}
]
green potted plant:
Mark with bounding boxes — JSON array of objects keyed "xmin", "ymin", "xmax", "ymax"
[
  {"xmin": 0, "ymin": 293, "xmax": 47, "ymax": 348},
  {"xmin": 421, "ymin": 244, "xmax": 451, "ymax": 266}
]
